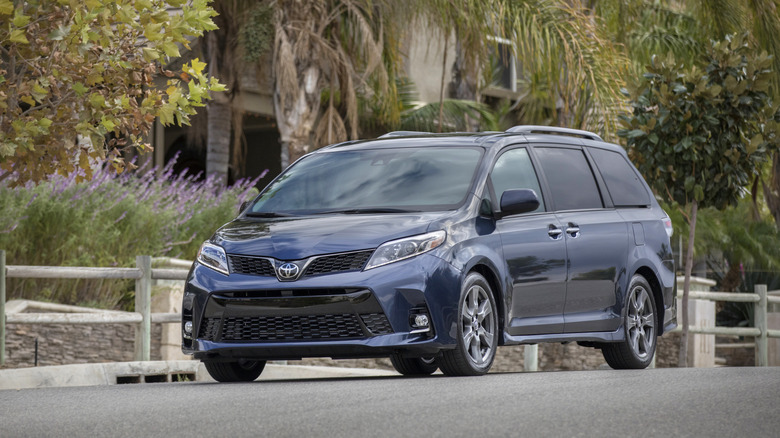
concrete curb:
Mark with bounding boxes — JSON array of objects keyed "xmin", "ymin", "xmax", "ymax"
[{"xmin": 0, "ymin": 361, "xmax": 397, "ymax": 391}]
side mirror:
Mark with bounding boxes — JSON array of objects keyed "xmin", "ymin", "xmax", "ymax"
[
  {"xmin": 498, "ymin": 189, "xmax": 540, "ymax": 218},
  {"xmin": 239, "ymin": 201, "xmax": 250, "ymax": 214}
]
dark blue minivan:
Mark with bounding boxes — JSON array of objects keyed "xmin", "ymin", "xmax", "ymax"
[{"xmin": 182, "ymin": 126, "xmax": 676, "ymax": 381}]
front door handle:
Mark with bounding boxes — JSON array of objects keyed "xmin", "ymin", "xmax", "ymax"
[
  {"xmin": 548, "ymin": 225, "xmax": 563, "ymax": 240},
  {"xmin": 566, "ymin": 223, "xmax": 580, "ymax": 238}
]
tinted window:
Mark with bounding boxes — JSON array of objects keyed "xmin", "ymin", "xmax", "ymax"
[
  {"xmin": 250, "ymin": 147, "xmax": 483, "ymax": 214},
  {"xmin": 535, "ymin": 147, "xmax": 602, "ymax": 211},
  {"xmin": 589, "ymin": 148, "xmax": 651, "ymax": 207},
  {"xmin": 490, "ymin": 148, "xmax": 544, "ymax": 213}
]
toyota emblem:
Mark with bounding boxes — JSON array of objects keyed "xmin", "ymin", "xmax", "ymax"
[{"xmin": 277, "ymin": 262, "xmax": 300, "ymax": 280}]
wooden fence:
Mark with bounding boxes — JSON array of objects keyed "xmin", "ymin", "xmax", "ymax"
[
  {"xmin": 0, "ymin": 250, "xmax": 188, "ymax": 365},
  {"xmin": 2, "ymin": 248, "xmax": 779, "ymax": 368},
  {"xmin": 670, "ymin": 285, "xmax": 780, "ymax": 366}
]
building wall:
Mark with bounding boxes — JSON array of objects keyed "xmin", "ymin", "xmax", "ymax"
[{"xmin": 405, "ymin": 26, "xmax": 457, "ymax": 104}]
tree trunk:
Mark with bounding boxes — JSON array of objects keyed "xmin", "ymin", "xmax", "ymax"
[
  {"xmin": 763, "ymin": 152, "xmax": 780, "ymax": 228},
  {"xmin": 206, "ymin": 99, "xmax": 232, "ymax": 185},
  {"xmin": 678, "ymin": 199, "xmax": 698, "ymax": 367},
  {"xmin": 450, "ymin": 40, "xmax": 480, "ymax": 131},
  {"xmin": 275, "ymin": 66, "xmax": 321, "ymax": 168},
  {"xmin": 437, "ymin": 35, "xmax": 449, "ymax": 133}
]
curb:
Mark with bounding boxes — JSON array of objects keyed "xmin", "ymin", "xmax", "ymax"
[{"xmin": 0, "ymin": 361, "xmax": 397, "ymax": 391}]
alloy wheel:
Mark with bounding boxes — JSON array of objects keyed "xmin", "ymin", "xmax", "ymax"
[
  {"xmin": 460, "ymin": 284, "xmax": 496, "ymax": 365},
  {"xmin": 626, "ymin": 284, "xmax": 655, "ymax": 360}
]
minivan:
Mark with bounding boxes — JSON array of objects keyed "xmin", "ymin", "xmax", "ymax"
[{"xmin": 182, "ymin": 126, "xmax": 676, "ymax": 381}]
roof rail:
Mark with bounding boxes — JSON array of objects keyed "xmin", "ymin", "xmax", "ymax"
[
  {"xmin": 379, "ymin": 131, "xmax": 433, "ymax": 138},
  {"xmin": 506, "ymin": 125, "xmax": 603, "ymax": 142}
]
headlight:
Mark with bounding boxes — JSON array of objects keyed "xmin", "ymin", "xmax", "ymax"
[
  {"xmin": 365, "ymin": 231, "xmax": 446, "ymax": 270},
  {"xmin": 197, "ymin": 242, "xmax": 229, "ymax": 275}
]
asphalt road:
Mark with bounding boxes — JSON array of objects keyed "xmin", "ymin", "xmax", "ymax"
[{"xmin": 1, "ymin": 367, "xmax": 778, "ymax": 437}]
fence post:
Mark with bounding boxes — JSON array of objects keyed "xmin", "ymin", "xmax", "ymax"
[
  {"xmin": 1, "ymin": 250, "xmax": 6, "ymax": 366},
  {"xmin": 134, "ymin": 255, "xmax": 152, "ymax": 362},
  {"xmin": 755, "ymin": 284, "xmax": 768, "ymax": 367},
  {"xmin": 524, "ymin": 344, "xmax": 538, "ymax": 372}
]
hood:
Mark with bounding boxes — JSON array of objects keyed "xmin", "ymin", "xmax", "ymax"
[{"xmin": 212, "ymin": 212, "xmax": 450, "ymax": 260}]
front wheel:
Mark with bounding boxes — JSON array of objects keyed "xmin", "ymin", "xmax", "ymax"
[
  {"xmin": 204, "ymin": 359, "xmax": 266, "ymax": 382},
  {"xmin": 602, "ymin": 274, "xmax": 657, "ymax": 369},
  {"xmin": 439, "ymin": 272, "xmax": 498, "ymax": 376},
  {"xmin": 390, "ymin": 354, "xmax": 438, "ymax": 376}
]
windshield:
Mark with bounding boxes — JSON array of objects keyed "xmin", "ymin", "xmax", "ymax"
[{"xmin": 249, "ymin": 147, "xmax": 483, "ymax": 215}]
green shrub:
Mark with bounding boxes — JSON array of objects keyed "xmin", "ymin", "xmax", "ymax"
[{"xmin": 0, "ymin": 160, "xmax": 260, "ymax": 309}]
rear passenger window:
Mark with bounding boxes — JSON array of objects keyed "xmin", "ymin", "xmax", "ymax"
[
  {"xmin": 490, "ymin": 148, "xmax": 545, "ymax": 213},
  {"xmin": 535, "ymin": 147, "xmax": 603, "ymax": 211},
  {"xmin": 589, "ymin": 148, "xmax": 651, "ymax": 207}
]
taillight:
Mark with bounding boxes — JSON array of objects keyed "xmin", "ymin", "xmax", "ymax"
[{"xmin": 662, "ymin": 213, "xmax": 673, "ymax": 237}]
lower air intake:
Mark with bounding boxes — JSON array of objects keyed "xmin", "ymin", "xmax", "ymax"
[{"xmin": 220, "ymin": 314, "xmax": 364, "ymax": 341}]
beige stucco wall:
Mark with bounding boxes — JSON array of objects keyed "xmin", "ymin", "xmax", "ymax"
[{"xmin": 404, "ymin": 26, "xmax": 457, "ymax": 104}]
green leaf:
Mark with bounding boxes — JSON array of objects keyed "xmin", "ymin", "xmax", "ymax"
[
  {"xmin": 626, "ymin": 129, "xmax": 645, "ymax": 139},
  {"xmin": 648, "ymin": 133, "xmax": 659, "ymax": 145},
  {"xmin": 709, "ymin": 84, "xmax": 722, "ymax": 97},
  {"xmin": 748, "ymin": 134, "xmax": 763, "ymax": 154},
  {"xmin": 684, "ymin": 176, "xmax": 695, "ymax": 191},
  {"xmin": 158, "ymin": 104, "xmax": 174, "ymax": 126},
  {"xmin": 10, "ymin": 28, "xmax": 29, "ymax": 44},
  {"xmin": 73, "ymin": 82, "xmax": 88, "ymax": 97},
  {"xmin": 12, "ymin": 11, "xmax": 30, "ymax": 27},
  {"xmin": 161, "ymin": 41, "xmax": 180, "ymax": 58},
  {"xmin": 144, "ymin": 22, "xmax": 163, "ymax": 41},
  {"xmin": 100, "ymin": 116, "xmax": 116, "ymax": 131},
  {"xmin": 142, "ymin": 47, "xmax": 160, "ymax": 61},
  {"xmin": 89, "ymin": 93, "xmax": 105, "ymax": 108},
  {"xmin": 31, "ymin": 83, "xmax": 48, "ymax": 102},
  {"xmin": 47, "ymin": 24, "xmax": 71, "ymax": 41},
  {"xmin": 39, "ymin": 118, "xmax": 53, "ymax": 130},
  {"xmin": 0, "ymin": 0, "xmax": 12, "ymax": 15},
  {"xmin": 0, "ymin": 142, "xmax": 15, "ymax": 157},
  {"xmin": 693, "ymin": 185, "xmax": 704, "ymax": 202}
]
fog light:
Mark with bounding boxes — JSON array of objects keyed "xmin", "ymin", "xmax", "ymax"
[
  {"xmin": 183, "ymin": 321, "xmax": 193, "ymax": 339},
  {"xmin": 414, "ymin": 314, "xmax": 429, "ymax": 328}
]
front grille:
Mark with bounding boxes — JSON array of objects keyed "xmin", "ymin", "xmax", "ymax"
[
  {"xmin": 229, "ymin": 255, "xmax": 275, "ymax": 276},
  {"xmin": 304, "ymin": 250, "xmax": 373, "ymax": 277},
  {"xmin": 227, "ymin": 250, "xmax": 374, "ymax": 278},
  {"xmin": 220, "ymin": 314, "xmax": 364, "ymax": 341},
  {"xmin": 360, "ymin": 313, "xmax": 393, "ymax": 335}
]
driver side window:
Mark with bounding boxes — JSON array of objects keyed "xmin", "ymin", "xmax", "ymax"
[{"xmin": 490, "ymin": 148, "xmax": 545, "ymax": 213}]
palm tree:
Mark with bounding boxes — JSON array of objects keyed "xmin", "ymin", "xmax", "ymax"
[
  {"xmin": 264, "ymin": 0, "xmax": 391, "ymax": 166},
  {"xmin": 202, "ymin": 0, "xmax": 248, "ymax": 185}
]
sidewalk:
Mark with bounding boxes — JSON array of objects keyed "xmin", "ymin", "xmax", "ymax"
[{"xmin": 0, "ymin": 361, "xmax": 398, "ymax": 391}]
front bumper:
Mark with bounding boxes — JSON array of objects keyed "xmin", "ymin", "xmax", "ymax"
[{"xmin": 182, "ymin": 253, "xmax": 462, "ymax": 361}]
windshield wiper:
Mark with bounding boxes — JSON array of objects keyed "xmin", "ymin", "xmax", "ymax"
[
  {"xmin": 245, "ymin": 211, "xmax": 294, "ymax": 218},
  {"xmin": 320, "ymin": 208, "xmax": 420, "ymax": 214}
]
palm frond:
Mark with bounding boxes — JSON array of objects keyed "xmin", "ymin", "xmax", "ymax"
[{"xmin": 400, "ymin": 99, "xmax": 497, "ymax": 132}]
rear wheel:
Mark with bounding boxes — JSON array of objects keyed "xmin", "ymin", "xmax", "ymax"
[
  {"xmin": 602, "ymin": 274, "xmax": 657, "ymax": 369},
  {"xmin": 439, "ymin": 272, "xmax": 498, "ymax": 376},
  {"xmin": 204, "ymin": 359, "xmax": 266, "ymax": 382},
  {"xmin": 390, "ymin": 354, "xmax": 438, "ymax": 376}
]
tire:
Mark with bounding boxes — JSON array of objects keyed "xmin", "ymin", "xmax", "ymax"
[
  {"xmin": 204, "ymin": 359, "xmax": 266, "ymax": 382},
  {"xmin": 439, "ymin": 272, "xmax": 498, "ymax": 376},
  {"xmin": 602, "ymin": 274, "xmax": 657, "ymax": 369},
  {"xmin": 390, "ymin": 354, "xmax": 438, "ymax": 376}
]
